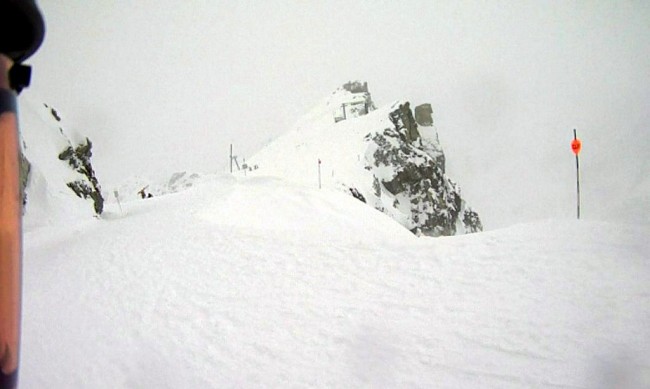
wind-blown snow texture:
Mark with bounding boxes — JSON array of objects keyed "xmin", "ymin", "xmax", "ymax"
[
  {"xmin": 22, "ymin": 173, "xmax": 650, "ymax": 388},
  {"xmin": 248, "ymin": 83, "xmax": 481, "ymax": 236}
]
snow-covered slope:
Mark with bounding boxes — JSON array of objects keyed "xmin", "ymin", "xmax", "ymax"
[
  {"xmin": 18, "ymin": 96, "xmax": 104, "ymax": 227},
  {"xmin": 110, "ymin": 171, "xmax": 206, "ymax": 203},
  {"xmin": 247, "ymin": 83, "xmax": 481, "ymax": 236},
  {"xmin": 22, "ymin": 174, "xmax": 650, "ymax": 388}
]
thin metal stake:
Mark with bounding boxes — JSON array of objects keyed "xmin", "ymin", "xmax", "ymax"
[{"xmin": 574, "ymin": 129, "xmax": 580, "ymax": 219}]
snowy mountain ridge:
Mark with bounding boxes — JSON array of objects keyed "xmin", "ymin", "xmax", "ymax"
[
  {"xmin": 248, "ymin": 82, "xmax": 482, "ymax": 236},
  {"xmin": 13, "ymin": 90, "xmax": 649, "ymax": 388}
]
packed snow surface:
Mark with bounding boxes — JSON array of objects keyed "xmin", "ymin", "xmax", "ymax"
[{"xmin": 22, "ymin": 174, "xmax": 650, "ymax": 388}]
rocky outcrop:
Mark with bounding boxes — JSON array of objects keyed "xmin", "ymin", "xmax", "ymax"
[
  {"xmin": 389, "ymin": 102, "xmax": 420, "ymax": 143},
  {"xmin": 365, "ymin": 101, "xmax": 482, "ymax": 236},
  {"xmin": 414, "ymin": 103, "xmax": 433, "ymax": 126},
  {"xmin": 19, "ymin": 152, "xmax": 30, "ymax": 207},
  {"xmin": 342, "ymin": 81, "xmax": 369, "ymax": 94},
  {"xmin": 58, "ymin": 137, "xmax": 104, "ymax": 215},
  {"xmin": 20, "ymin": 102, "xmax": 105, "ymax": 218},
  {"xmin": 462, "ymin": 208, "xmax": 483, "ymax": 233},
  {"xmin": 348, "ymin": 187, "xmax": 366, "ymax": 203}
]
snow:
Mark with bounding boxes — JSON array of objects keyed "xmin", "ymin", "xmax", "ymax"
[
  {"xmin": 247, "ymin": 92, "xmax": 397, "ymax": 196},
  {"xmin": 14, "ymin": 82, "xmax": 650, "ymax": 387},
  {"xmin": 21, "ymin": 173, "xmax": 650, "ymax": 388},
  {"xmin": 18, "ymin": 98, "xmax": 98, "ymax": 227}
]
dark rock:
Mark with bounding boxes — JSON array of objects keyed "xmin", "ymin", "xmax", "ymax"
[
  {"xmin": 50, "ymin": 107, "xmax": 61, "ymax": 122},
  {"xmin": 389, "ymin": 102, "xmax": 420, "ymax": 143},
  {"xmin": 19, "ymin": 152, "xmax": 30, "ymax": 207},
  {"xmin": 348, "ymin": 187, "xmax": 366, "ymax": 203},
  {"xmin": 463, "ymin": 208, "xmax": 483, "ymax": 233},
  {"xmin": 58, "ymin": 138, "xmax": 104, "ymax": 215},
  {"xmin": 364, "ymin": 102, "xmax": 481, "ymax": 236},
  {"xmin": 342, "ymin": 81, "xmax": 369, "ymax": 94},
  {"xmin": 414, "ymin": 103, "xmax": 433, "ymax": 126}
]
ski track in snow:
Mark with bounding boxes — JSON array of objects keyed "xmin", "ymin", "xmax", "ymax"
[{"xmin": 21, "ymin": 175, "xmax": 650, "ymax": 388}]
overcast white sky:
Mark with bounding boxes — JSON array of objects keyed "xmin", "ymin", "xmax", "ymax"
[{"xmin": 22, "ymin": 0, "xmax": 650, "ymax": 228}]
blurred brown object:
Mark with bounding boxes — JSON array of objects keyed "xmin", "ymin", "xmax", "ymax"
[{"xmin": 0, "ymin": 53, "xmax": 21, "ymax": 389}]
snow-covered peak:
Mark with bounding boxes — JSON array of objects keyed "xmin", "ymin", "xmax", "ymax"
[
  {"xmin": 248, "ymin": 83, "xmax": 482, "ymax": 236},
  {"xmin": 293, "ymin": 80, "xmax": 377, "ymax": 130}
]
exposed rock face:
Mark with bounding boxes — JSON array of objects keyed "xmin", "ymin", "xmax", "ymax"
[
  {"xmin": 19, "ymin": 152, "xmax": 30, "ymax": 207},
  {"xmin": 463, "ymin": 208, "xmax": 483, "ymax": 233},
  {"xmin": 58, "ymin": 138, "xmax": 104, "ymax": 215},
  {"xmin": 348, "ymin": 187, "xmax": 366, "ymax": 203},
  {"xmin": 20, "ymin": 102, "xmax": 105, "ymax": 217},
  {"xmin": 414, "ymin": 103, "xmax": 433, "ymax": 126},
  {"xmin": 389, "ymin": 102, "xmax": 420, "ymax": 143},
  {"xmin": 17, "ymin": 101, "xmax": 108, "ymax": 223},
  {"xmin": 365, "ymin": 101, "xmax": 482, "ymax": 236},
  {"xmin": 342, "ymin": 81, "xmax": 369, "ymax": 94}
]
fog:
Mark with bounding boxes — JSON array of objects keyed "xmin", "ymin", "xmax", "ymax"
[{"xmin": 25, "ymin": 0, "xmax": 650, "ymax": 228}]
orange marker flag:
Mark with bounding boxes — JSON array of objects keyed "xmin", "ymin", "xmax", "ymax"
[{"xmin": 571, "ymin": 138, "xmax": 582, "ymax": 155}]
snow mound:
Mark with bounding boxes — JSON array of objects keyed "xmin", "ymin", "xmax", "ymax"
[
  {"xmin": 195, "ymin": 175, "xmax": 413, "ymax": 245},
  {"xmin": 22, "ymin": 173, "xmax": 650, "ymax": 388}
]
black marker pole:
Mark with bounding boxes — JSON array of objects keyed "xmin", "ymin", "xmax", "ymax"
[
  {"xmin": 318, "ymin": 159, "xmax": 322, "ymax": 189},
  {"xmin": 572, "ymin": 129, "xmax": 581, "ymax": 220}
]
